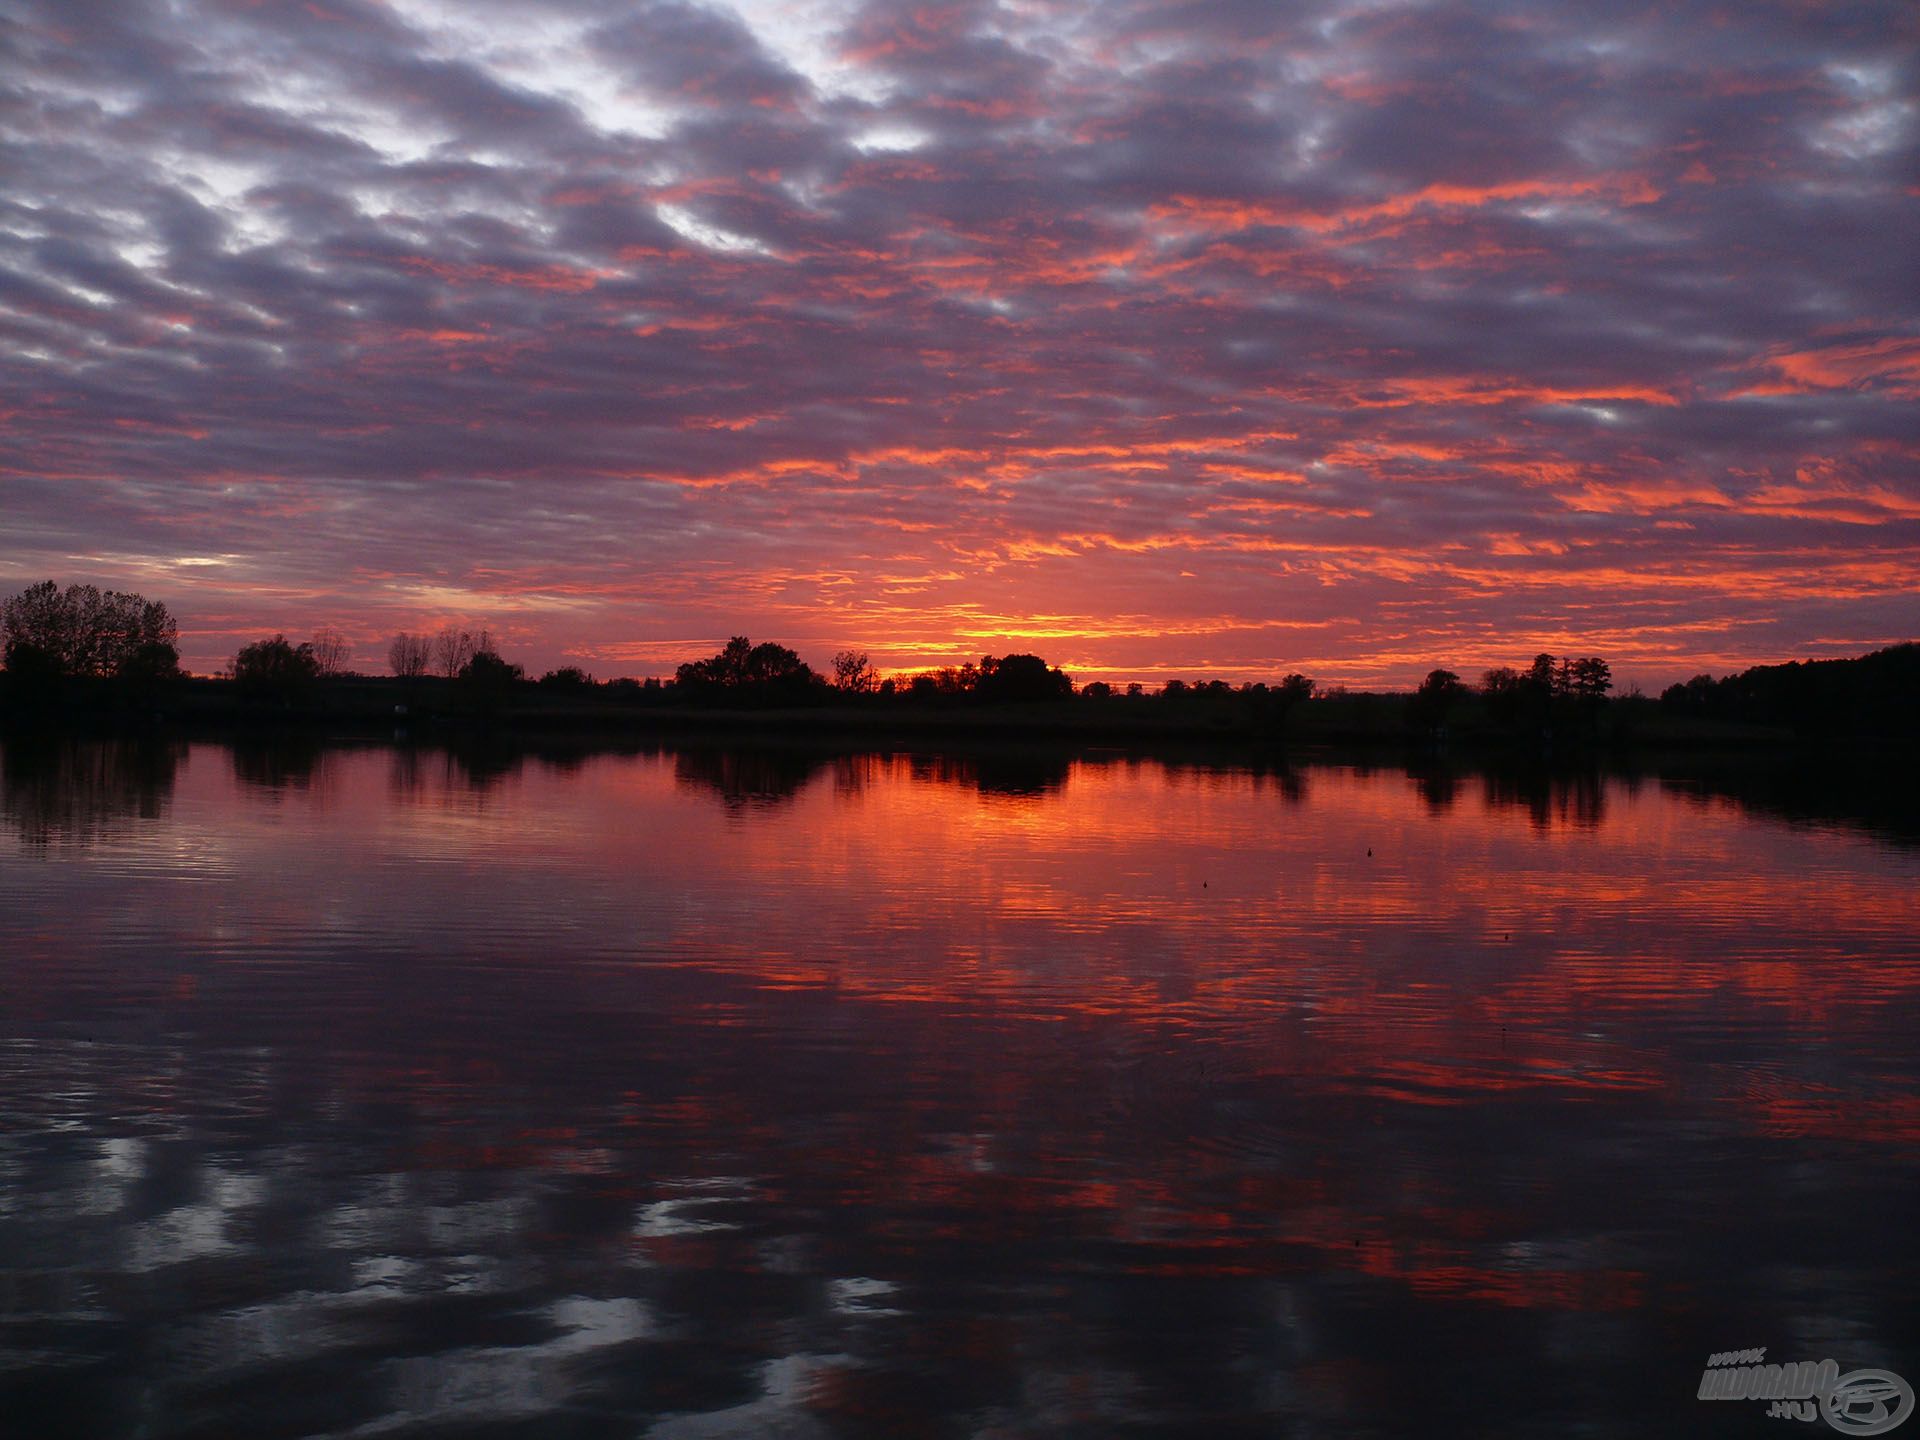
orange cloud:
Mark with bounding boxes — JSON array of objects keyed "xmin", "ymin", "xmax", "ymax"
[{"xmin": 1734, "ymin": 336, "xmax": 1920, "ymax": 397}]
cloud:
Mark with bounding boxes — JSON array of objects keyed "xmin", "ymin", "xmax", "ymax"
[{"xmin": 0, "ymin": 0, "xmax": 1914, "ymax": 685}]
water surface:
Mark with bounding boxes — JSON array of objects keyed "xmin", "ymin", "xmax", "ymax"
[{"xmin": 2, "ymin": 739, "xmax": 1915, "ymax": 1437}]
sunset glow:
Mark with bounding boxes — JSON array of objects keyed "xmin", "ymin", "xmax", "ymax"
[{"xmin": 3, "ymin": 0, "xmax": 1915, "ymax": 684}]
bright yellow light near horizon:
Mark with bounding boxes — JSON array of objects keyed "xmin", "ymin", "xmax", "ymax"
[{"xmin": 393, "ymin": 583, "xmax": 597, "ymax": 615}]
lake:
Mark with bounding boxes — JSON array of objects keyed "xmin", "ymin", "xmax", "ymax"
[{"xmin": 1, "ymin": 737, "xmax": 1915, "ymax": 1438}]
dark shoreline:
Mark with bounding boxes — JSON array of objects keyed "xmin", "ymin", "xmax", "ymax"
[{"xmin": 0, "ymin": 671, "xmax": 1832, "ymax": 754}]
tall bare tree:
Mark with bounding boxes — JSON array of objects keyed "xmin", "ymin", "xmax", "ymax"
[
  {"xmin": 387, "ymin": 632, "xmax": 432, "ymax": 679},
  {"xmin": 310, "ymin": 627, "xmax": 351, "ymax": 678},
  {"xmin": 431, "ymin": 626, "xmax": 477, "ymax": 679}
]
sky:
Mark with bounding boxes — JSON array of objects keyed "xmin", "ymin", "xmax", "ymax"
[{"xmin": 2, "ymin": 0, "xmax": 1915, "ymax": 688}]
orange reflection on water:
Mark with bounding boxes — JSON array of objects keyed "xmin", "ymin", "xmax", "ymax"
[{"xmin": 3, "ymin": 737, "xmax": 1917, "ymax": 1353}]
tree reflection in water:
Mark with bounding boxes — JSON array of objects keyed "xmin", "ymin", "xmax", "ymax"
[{"xmin": 0, "ymin": 736, "xmax": 183, "ymax": 850}]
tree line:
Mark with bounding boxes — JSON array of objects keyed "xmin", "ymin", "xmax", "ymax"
[
  {"xmin": 0, "ymin": 580, "xmax": 1625, "ymax": 715},
  {"xmin": 32, "ymin": 576, "xmax": 1911, "ymax": 745},
  {"xmin": 1657, "ymin": 643, "xmax": 1916, "ymax": 737},
  {"xmin": 11, "ymin": 579, "xmax": 1911, "ymax": 744},
  {"xmin": 1, "ymin": 581, "xmax": 180, "ymax": 689}
]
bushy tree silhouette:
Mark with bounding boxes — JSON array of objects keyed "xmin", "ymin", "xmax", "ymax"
[
  {"xmin": 1409, "ymin": 668, "xmax": 1467, "ymax": 733},
  {"xmin": 976, "ymin": 653, "xmax": 1072, "ymax": 702},
  {"xmin": 230, "ymin": 636, "xmax": 320, "ymax": 703},
  {"xmin": 1570, "ymin": 656, "xmax": 1612, "ymax": 701},
  {"xmin": 458, "ymin": 647, "xmax": 525, "ymax": 712},
  {"xmin": 676, "ymin": 637, "xmax": 818, "ymax": 701},
  {"xmin": 2, "ymin": 581, "xmax": 179, "ymax": 684}
]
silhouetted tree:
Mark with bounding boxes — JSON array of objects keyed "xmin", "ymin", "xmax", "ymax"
[
  {"xmin": 1480, "ymin": 666, "xmax": 1525, "ymax": 727},
  {"xmin": 976, "ymin": 653, "xmax": 1073, "ymax": 702},
  {"xmin": 676, "ymin": 637, "xmax": 818, "ymax": 700},
  {"xmin": 1276, "ymin": 673, "xmax": 1315, "ymax": 703},
  {"xmin": 1662, "ymin": 673, "xmax": 1719, "ymax": 715},
  {"xmin": 1570, "ymin": 656, "xmax": 1612, "ymax": 701},
  {"xmin": 230, "ymin": 635, "xmax": 320, "ymax": 703},
  {"xmin": 458, "ymin": 649, "xmax": 522, "ymax": 682},
  {"xmin": 537, "ymin": 666, "xmax": 593, "ymax": 691},
  {"xmin": 388, "ymin": 632, "xmax": 433, "ymax": 679},
  {"xmin": 748, "ymin": 642, "xmax": 812, "ymax": 688},
  {"xmin": 1528, "ymin": 652, "xmax": 1558, "ymax": 695},
  {"xmin": 1081, "ymin": 680, "xmax": 1113, "ymax": 699},
  {"xmin": 832, "ymin": 649, "xmax": 878, "ymax": 694},
  {"xmin": 2, "ymin": 580, "xmax": 179, "ymax": 683},
  {"xmin": 310, "ymin": 627, "xmax": 352, "ymax": 678},
  {"xmin": 1481, "ymin": 653, "xmax": 1612, "ymax": 736},
  {"xmin": 115, "ymin": 638, "xmax": 183, "ymax": 697},
  {"xmin": 1408, "ymin": 668, "xmax": 1467, "ymax": 733},
  {"xmin": 682, "ymin": 636, "xmax": 752, "ymax": 688},
  {"xmin": 0, "ymin": 633, "xmax": 64, "ymax": 691},
  {"xmin": 1268, "ymin": 672, "xmax": 1316, "ymax": 730},
  {"xmin": 458, "ymin": 647, "xmax": 525, "ymax": 711},
  {"xmin": 433, "ymin": 626, "xmax": 488, "ymax": 679}
]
